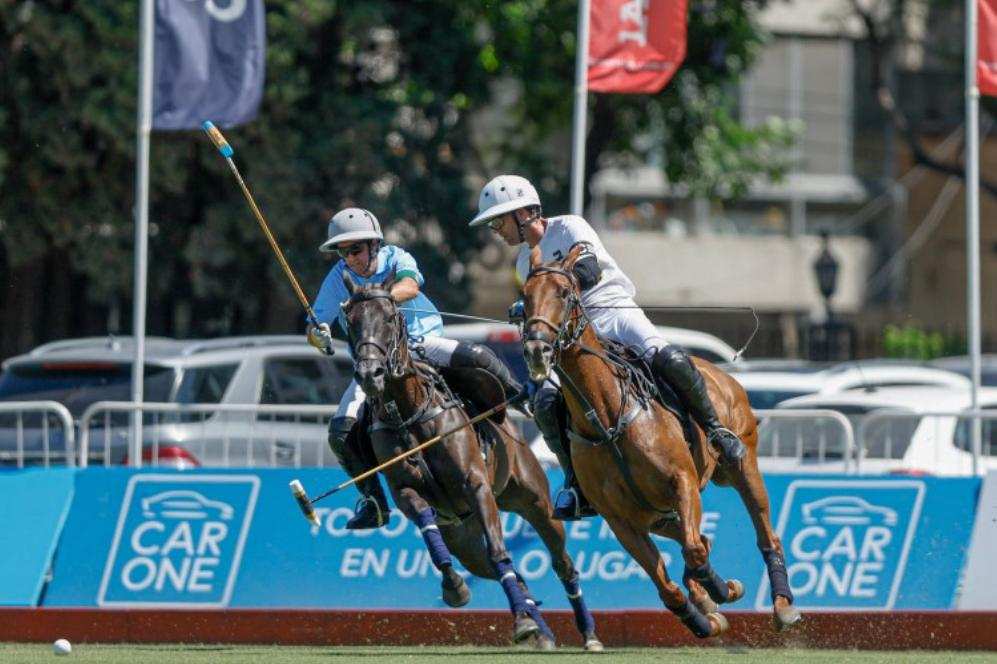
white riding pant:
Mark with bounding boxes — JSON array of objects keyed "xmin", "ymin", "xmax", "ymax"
[
  {"xmin": 587, "ymin": 305, "xmax": 670, "ymax": 358},
  {"xmin": 334, "ymin": 335, "xmax": 460, "ymax": 419}
]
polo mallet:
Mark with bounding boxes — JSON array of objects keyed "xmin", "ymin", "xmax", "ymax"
[
  {"xmin": 201, "ymin": 121, "xmax": 332, "ymax": 355},
  {"xmin": 288, "ymin": 393, "xmax": 526, "ymax": 526}
]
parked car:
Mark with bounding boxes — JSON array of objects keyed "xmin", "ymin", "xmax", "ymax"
[
  {"xmin": 729, "ymin": 359, "xmax": 971, "ymax": 410},
  {"xmin": 930, "ymin": 355, "xmax": 997, "ymax": 386},
  {"xmin": 764, "ymin": 385, "xmax": 997, "ymax": 475},
  {"xmin": 0, "ymin": 335, "xmax": 354, "ymax": 467}
]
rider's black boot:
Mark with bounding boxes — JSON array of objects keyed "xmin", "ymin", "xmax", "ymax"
[
  {"xmin": 328, "ymin": 416, "xmax": 391, "ymax": 529},
  {"xmin": 651, "ymin": 346, "xmax": 746, "ymax": 467},
  {"xmin": 451, "ymin": 341, "xmax": 528, "ymax": 414}
]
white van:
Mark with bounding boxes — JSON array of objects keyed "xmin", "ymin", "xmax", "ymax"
[
  {"xmin": 768, "ymin": 385, "xmax": 997, "ymax": 475},
  {"xmin": 730, "ymin": 360, "xmax": 970, "ymax": 410}
]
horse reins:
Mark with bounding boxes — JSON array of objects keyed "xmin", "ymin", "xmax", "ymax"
[
  {"xmin": 523, "ymin": 266, "xmax": 673, "ymax": 516},
  {"xmin": 346, "ymin": 289, "xmax": 470, "ymax": 518}
]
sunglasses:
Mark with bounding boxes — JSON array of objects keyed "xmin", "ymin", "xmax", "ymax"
[
  {"xmin": 335, "ymin": 242, "xmax": 367, "ymax": 259},
  {"xmin": 488, "ymin": 216, "xmax": 507, "ymax": 230}
]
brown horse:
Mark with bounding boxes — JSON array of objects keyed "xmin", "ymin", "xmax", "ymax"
[
  {"xmin": 342, "ymin": 275, "xmax": 602, "ymax": 651},
  {"xmin": 520, "ymin": 245, "xmax": 801, "ymax": 636}
]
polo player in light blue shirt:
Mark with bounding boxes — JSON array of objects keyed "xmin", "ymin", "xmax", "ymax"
[{"xmin": 307, "ymin": 207, "xmax": 524, "ymax": 529}]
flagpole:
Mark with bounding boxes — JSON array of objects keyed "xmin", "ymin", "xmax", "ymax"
[
  {"xmin": 130, "ymin": 0, "xmax": 154, "ymax": 468},
  {"xmin": 966, "ymin": 0, "xmax": 982, "ymax": 473},
  {"xmin": 570, "ymin": 0, "xmax": 591, "ymax": 216}
]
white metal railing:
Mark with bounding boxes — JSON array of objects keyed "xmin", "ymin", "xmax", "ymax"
[
  {"xmin": 4, "ymin": 398, "xmax": 991, "ymax": 475},
  {"xmin": 855, "ymin": 409, "xmax": 997, "ymax": 475},
  {"xmin": 0, "ymin": 401, "xmax": 75, "ymax": 468},
  {"xmin": 754, "ymin": 409, "xmax": 856, "ymax": 472},
  {"xmin": 78, "ymin": 401, "xmax": 337, "ymax": 468},
  {"xmin": 75, "ymin": 401, "xmax": 539, "ymax": 469}
]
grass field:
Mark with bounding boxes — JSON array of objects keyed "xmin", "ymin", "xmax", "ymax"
[{"xmin": 2, "ymin": 645, "xmax": 996, "ymax": 664}]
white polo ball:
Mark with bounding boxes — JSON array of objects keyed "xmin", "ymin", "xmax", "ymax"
[{"xmin": 53, "ymin": 638, "xmax": 72, "ymax": 656}]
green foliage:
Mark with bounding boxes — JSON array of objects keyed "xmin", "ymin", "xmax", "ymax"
[
  {"xmin": 883, "ymin": 324, "xmax": 964, "ymax": 360},
  {"xmin": 0, "ymin": 0, "xmax": 785, "ymax": 341}
]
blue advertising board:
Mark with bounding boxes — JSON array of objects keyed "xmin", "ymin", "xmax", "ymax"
[
  {"xmin": 41, "ymin": 469, "xmax": 979, "ymax": 611},
  {"xmin": 0, "ymin": 468, "xmax": 75, "ymax": 605}
]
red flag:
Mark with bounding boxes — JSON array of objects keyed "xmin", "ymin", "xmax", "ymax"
[
  {"xmin": 587, "ymin": 0, "xmax": 687, "ymax": 94},
  {"xmin": 980, "ymin": 0, "xmax": 997, "ymax": 96}
]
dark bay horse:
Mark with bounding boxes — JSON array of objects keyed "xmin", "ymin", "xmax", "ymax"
[
  {"xmin": 520, "ymin": 245, "xmax": 801, "ymax": 635},
  {"xmin": 342, "ymin": 275, "xmax": 602, "ymax": 651}
]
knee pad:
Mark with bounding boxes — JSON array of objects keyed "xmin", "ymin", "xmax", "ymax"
[
  {"xmin": 327, "ymin": 416, "xmax": 357, "ymax": 455},
  {"xmin": 652, "ymin": 345, "xmax": 690, "ymax": 373},
  {"xmin": 451, "ymin": 341, "xmax": 487, "ymax": 367}
]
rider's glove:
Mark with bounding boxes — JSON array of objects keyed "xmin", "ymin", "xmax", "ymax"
[
  {"xmin": 306, "ymin": 322, "xmax": 335, "ymax": 356},
  {"xmin": 508, "ymin": 299, "xmax": 525, "ymax": 325}
]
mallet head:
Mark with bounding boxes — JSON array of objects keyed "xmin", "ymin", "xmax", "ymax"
[{"xmin": 289, "ymin": 479, "xmax": 320, "ymax": 527}]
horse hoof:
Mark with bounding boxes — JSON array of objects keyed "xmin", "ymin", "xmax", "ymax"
[
  {"xmin": 512, "ymin": 613, "xmax": 540, "ymax": 644},
  {"xmin": 692, "ymin": 594, "xmax": 718, "ymax": 615},
  {"xmin": 773, "ymin": 602, "xmax": 802, "ymax": 631},
  {"xmin": 535, "ymin": 634, "xmax": 557, "ymax": 651},
  {"xmin": 707, "ymin": 612, "xmax": 729, "ymax": 637},
  {"xmin": 725, "ymin": 579, "xmax": 745, "ymax": 604},
  {"xmin": 441, "ymin": 575, "xmax": 470, "ymax": 608},
  {"xmin": 584, "ymin": 634, "xmax": 605, "ymax": 652}
]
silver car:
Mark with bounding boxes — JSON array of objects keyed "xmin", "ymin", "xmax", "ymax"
[{"xmin": 0, "ymin": 335, "xmax": 354, "ymax": 467}]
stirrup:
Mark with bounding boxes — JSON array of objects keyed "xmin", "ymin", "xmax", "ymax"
[
  {"xmin": 347, "ymin": 496, "xmax": 389, "ymax": 530},
  {"xmin": 553, "ymin": 487, "xmax": 595, "ymax": 521},
  {"xmin": 708, "ymin": 427, "xmax": 746, "ymax": 465}
]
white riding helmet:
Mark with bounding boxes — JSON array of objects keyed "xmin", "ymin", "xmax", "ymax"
[
  {"xmin": 468, "ymin": 175, "xmax": 541, "ymax": 227},
  {"xmin": 319, "ymin": 207, "xmax": 383, "ymax": 253}
]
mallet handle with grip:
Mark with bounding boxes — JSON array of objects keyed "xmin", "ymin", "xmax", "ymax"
[
  {"xmin": 201, "ymin": 121, "xmax": 333, "ymax": 355},
  {"xmin": 289, "ymin": 394, "xmax": 526, "ymax": 524}
]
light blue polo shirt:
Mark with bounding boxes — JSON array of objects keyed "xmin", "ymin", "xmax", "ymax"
[{"xmin": 312, "ymin": 245, "xmax": 444, "ymax": 339}]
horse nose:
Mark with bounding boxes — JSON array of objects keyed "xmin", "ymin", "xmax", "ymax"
[
  {"xmin": 356, "ymin": 360, "xmax": 386, "ymax": 392},
  {"xmin": 524, "ymin": 339, "xmax": 552, "ymax": 362},
  {"xmin": 523, "ymin": 340, "xmax": 553, "ymax": 380}
]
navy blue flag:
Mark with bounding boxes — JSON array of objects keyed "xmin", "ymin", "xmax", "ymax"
[{"xmin": 152, "ymin": 0, "xmax": 265, "ymax": 130}]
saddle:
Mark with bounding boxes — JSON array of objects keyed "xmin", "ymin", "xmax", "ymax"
[
  {"xmin": 438, "ymin": 365, "xmax": 508, "ymax": 426},
  {"xmin": 366, "ymin": 361, "xmax": 508, "ymax": 460},
  {"xmin": 438, "ymin": 364, "xmax": 508, "ymax": 458},
  {"xmin": 600, "ymin": 340, "xmax": 701, "ymax": 452}
]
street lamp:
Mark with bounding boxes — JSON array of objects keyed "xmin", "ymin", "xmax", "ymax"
[{"xmin": 813, "ymin": 230, "xmax": 839, "ymax": 320}]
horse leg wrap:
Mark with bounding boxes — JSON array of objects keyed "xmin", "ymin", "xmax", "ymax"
[
  {"xmin": 561, "ymin": 572, "xmax": 596, "ymax": 636},
  {"xmin": 761, "ymin": 546, "xmax": 794, "ymax": 603},
  {"xmin": 414, "ymin": 508, "xmax": 452, "ymax": 570},
  {"xmin": 493, "ymin": 559, "xmax": 529, "ymax": 615},
  {"xmin": 524, "ymin": 599, "xmax": 556, "ymax": 642},
  {"xmin": 684, "ymin": 563, "xmax": 730, "ymax": 604},
  {"xmin": 670, "ymin": 598, "xmax": 713, "ymax": 638}
]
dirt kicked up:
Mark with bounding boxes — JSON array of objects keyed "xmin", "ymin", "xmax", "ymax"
[{"xmin": 1, "ymin": 644, "xmax": 996, "ymax": 664}]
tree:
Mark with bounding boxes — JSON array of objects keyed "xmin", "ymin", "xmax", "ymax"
[
  {"xmin": 479, "ymin": 0, "xmax": 795, "ymax": 204},
  {"xmin": 0, "ymin": 1, "xmax": 784, "ymax": 356},
  {"xmin": 844, "ymin": 0, "xmax": 997, "ymax": 194}
]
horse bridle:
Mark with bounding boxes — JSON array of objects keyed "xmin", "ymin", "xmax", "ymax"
[
  {"xmin": 345, "ymin": 289, "xmax": 408, "ymax": 378},
  {"xmin": 523, "ymin": 264, "xmax": 667, "ymax": 515},
  {"xmin": 522, "ymin": 266, "xmax": 588, "ymax": 357}
]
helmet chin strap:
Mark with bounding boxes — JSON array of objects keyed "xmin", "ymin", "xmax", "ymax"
[
  {"xmin": 516, "ymin": 209, "xmax": 541, "ymax": 244},
  {"xmin": 365, "ymin": 240, "xmax": 380, "ymax": 274}
]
